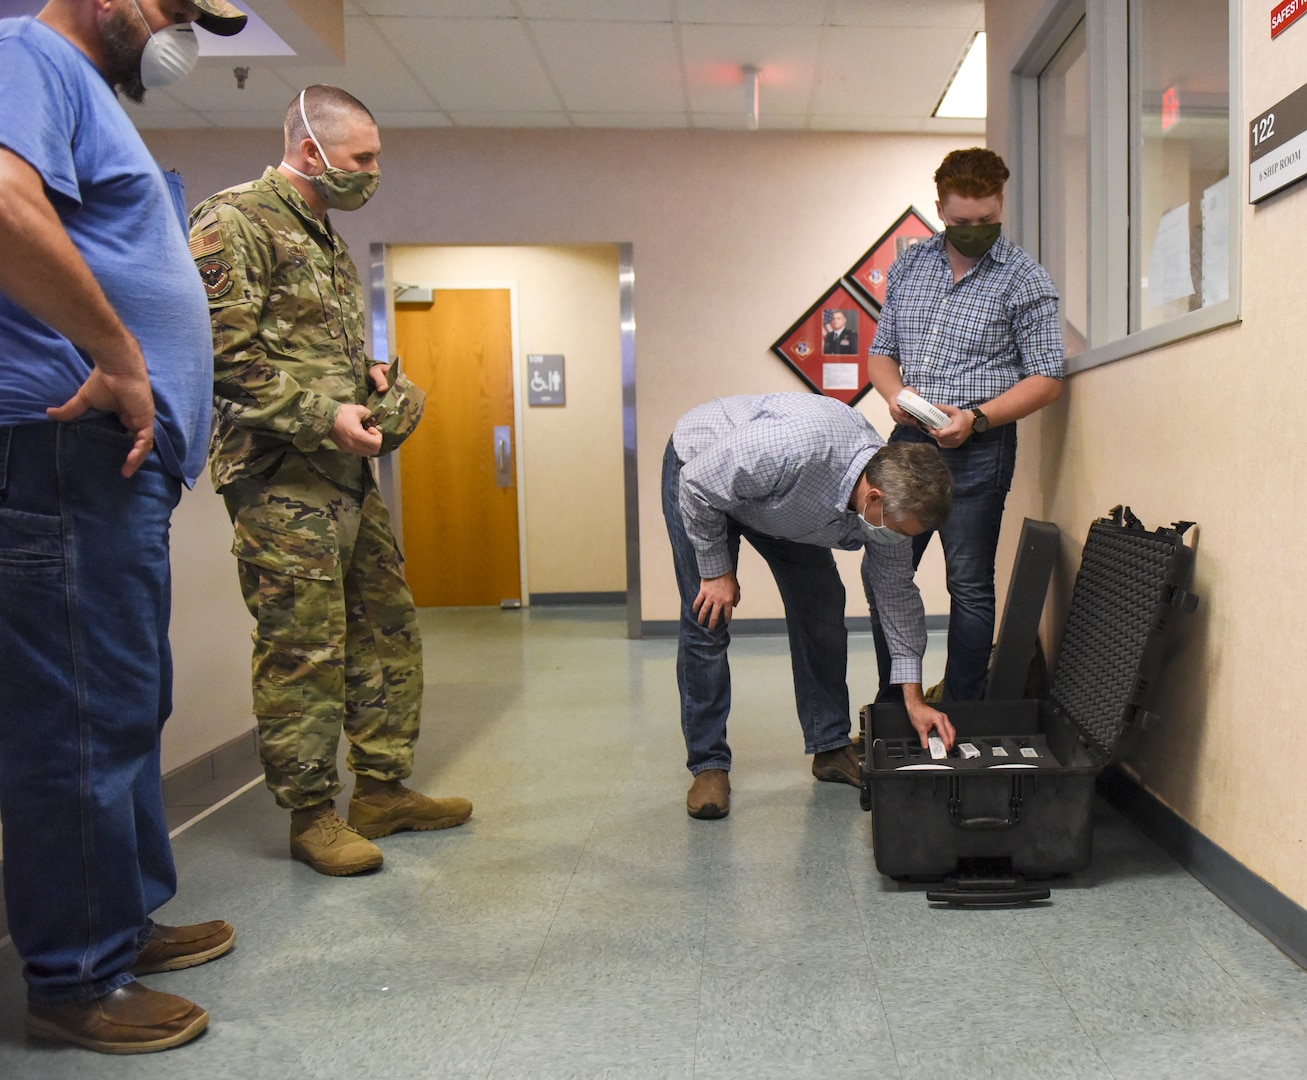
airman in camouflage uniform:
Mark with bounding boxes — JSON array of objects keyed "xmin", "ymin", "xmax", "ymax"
[{"xmin": 191, "ymin": 85, "xmax": 471, "ymax": 876}]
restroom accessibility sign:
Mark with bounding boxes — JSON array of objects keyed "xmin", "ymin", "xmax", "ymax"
[
  {"xmin": 527, "ymin": 354, "xmax": 565, "ymax": 406},
  {"xmin": 1250, "ymin": 81, "xmax": 1307, "ymax": 203}
]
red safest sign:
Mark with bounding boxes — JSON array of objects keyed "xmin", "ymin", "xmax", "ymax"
[{"xmin": 1273, "ymin": 0, "xmax": 1306, "ymax": 38}]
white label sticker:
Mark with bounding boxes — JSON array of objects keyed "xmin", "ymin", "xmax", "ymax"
[{"xmin": 822, "ymin": 363, "xmax": 859, "ymax": 390}]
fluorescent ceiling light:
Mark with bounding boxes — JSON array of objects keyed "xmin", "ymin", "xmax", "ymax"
[{"xmin": 935, "ymin": 32, "xmax": 986, "ymax": 119}]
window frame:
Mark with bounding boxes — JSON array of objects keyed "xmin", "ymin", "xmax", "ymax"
[{"xmin": 1009, "ymin": 0, "xmax": 1242, "ymax": 376}]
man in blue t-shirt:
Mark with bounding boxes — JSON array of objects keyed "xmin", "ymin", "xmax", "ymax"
[{"xmin": 0, "ymin": 0, "xmax": 246, "ymax": 1056}]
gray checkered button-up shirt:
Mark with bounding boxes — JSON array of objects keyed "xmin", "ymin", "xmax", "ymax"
[
  {"xmin": 672, "ymin": 393, "xmax": 926, "ymax": 684},
  {"xmin": 871, "ymin": 233, "xmax": 1064, "ymax": 408}
]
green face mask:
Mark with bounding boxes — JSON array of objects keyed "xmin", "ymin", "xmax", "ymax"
[{"xmin": 944, "ymin": 223, "xmax": 1001, "ymax": 258}]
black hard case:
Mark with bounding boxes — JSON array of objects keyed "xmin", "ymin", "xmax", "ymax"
[{"xmin": 859, "ymin": 510, "xmax": 1197, "ymax": 882}]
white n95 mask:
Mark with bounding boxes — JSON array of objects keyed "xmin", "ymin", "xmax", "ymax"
[{"xmin": 132, "ymin": 2, "xmax": 200, "ymax": 88}]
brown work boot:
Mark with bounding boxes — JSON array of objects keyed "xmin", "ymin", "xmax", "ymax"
[
  {"xmin": 133, "ymin": 921, "xmax": 235, "ymax": 975},
  {"xmin": 26, "ymin": 983, "xmax": 208, "ymax": 1054},
  {"xmin": 348, "ymin": 777, "xmax": 473, "ymax": 839},
  {"xmin": 686, "ymin": 769, "xmax": 730, "ymax": 819},
  {"xmin": 290, "ymin": 801, "xmax": 383, "ymax": 876},
  {"xmin": 812, "ymin": 744, "xmax": 862, "ymax": 787}
]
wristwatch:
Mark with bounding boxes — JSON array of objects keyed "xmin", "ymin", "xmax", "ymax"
[{"xmin": 971, "ymin": 407, "xmax": 991, "ymax": 434}]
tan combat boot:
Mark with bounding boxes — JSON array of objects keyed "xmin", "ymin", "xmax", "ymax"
[
  {"xmin": 289, "ymin": 801, "xmax": 383, "ymax": 876},
  {"xmin": 348, "ymin": 776, "xmax": 473, "ymax": 839}
]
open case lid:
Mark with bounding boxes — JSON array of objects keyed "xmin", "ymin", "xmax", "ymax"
[{"xmin": 1049, "ymin": 506, "xmax": 1198, "ymax": 761}]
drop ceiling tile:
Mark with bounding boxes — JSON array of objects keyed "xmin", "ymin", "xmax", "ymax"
[
  {"xmin": 283, "ymin": 15, "xmax": 438, "ymax": 112},
  {"xmin": 11, "ymin": 0, "xmax": 992, "ymax": 135},
  {"xmin": 530, "ymin": 20, "xmax": 683, "ymax": 113},
  {"xmin": 754, "ymin": 113, "xmax": 810, "ymax": 130},
  {"xmin": 356, "ymin": 0, "xmax": 516, "ymax": 15},
  {"xmin": 828, "ymin": 0, "xmax": 983, "ymax": 30},
  {"xmin": 445, "ymin": 111, "xmax": 572, "ymax": 128},
  {"xmin": 677, "ymin": 0, "xmax": 826, "ymax": 25},
  {"xmin": 571, "ymin": 111, "xmax": 689, "ymax": 129},
  {"xmin": 376, "ymin": 17, "xmax": 559, "ymax": 111},
  {"xmin": 370, "ymin": 111, "xmax": 455, "ymax": 128},
  {"xmin": 808, "ymin": 113, "xmax": 926, "ymax": 132},
  {"xmin": 519, "ymin": 0, "xmax": 673, "ymax": 20},
  {"xmin": 811, "ymin": 25, "xmax": 969, "ymax": 117},
  {"xmin": 147, "ymin": 61, "xmax": 299, "ymax": 112},
  {"xmin": 680, "ymin": 23, "xmax": 820, "ymax": 114},
  {"xmin": 689, "ymin": 112, "xmax": 768, "ymax": 130}
]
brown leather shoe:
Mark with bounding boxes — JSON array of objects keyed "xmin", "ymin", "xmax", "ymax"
[
  {"xmin": 348, "ymin": 778, "xmax": 473, "ymax": 839},
  {"xmin": 290, "ymin": 802, "xmax": 384, "ymax": 876},
  {"xmin": 26, "ymin": 982, "xmax": 208, "ymax": 1054},
  {"xmin": 812, "ymin": 743, "xmax": 862, "ymax": 786},
  {"xmin": 686, "ymin": 769, "xmax": 730, "ymax": 819},
  {"xmin": 133, "ymin": 921, "xmax": 235, "ymax": 976}
]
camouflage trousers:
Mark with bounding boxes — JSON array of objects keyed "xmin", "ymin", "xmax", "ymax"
[{"xmin": 221, "ymin": 455, "xmax": 422, "ymax": 810}]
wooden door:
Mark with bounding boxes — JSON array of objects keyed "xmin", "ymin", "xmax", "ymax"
[{"xmin": 394, "ymin": 289, "xmax": 521, "ymax": 607}]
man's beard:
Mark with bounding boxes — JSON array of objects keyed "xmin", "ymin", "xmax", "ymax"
[{"xmin": 100, "ymin": 6, "xmax": 148, "ymax": 104}]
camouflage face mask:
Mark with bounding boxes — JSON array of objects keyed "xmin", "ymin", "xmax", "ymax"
[
  {"xmin": 283, "ymin": 89, "xmax": 380, "ymax": 211},
  {"xmin": 306, "ymin": 161, "xmax": 379, "ymax": 212}
]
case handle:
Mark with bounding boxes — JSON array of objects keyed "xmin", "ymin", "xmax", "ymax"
[
  {"xmin": 952, "ymin": 813, "xmax": 1021, "ymax": 830},
  {"xmin": 1127, "ymin": 706, "xmax": 1160, "ymax": 731},
  {"xmin": 948, "ymin": 777, "xmax": 1024, "ymax": 829},
  {"xmin": 927, "ymin": 886, "xmax": 1051, "ymax": 905}
]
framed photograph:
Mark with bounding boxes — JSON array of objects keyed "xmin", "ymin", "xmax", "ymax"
[
  {"xmin": 844, "ymin": 206, "xmax": 937, "ymax": 311},
  {"xmin": 770, "ymin": 281, "xmax": 878, "ymax": 406}
]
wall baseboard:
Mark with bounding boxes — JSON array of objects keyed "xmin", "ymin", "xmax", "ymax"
[
  {"xmin": 1099, "ymin": 766, "xmax": 1307, "ymax": 971},
  {"xmin": 640, "ymin": 614, "xmax": 949, "ymax": 638},
  {"xmin": 529, "ymin": 592, "xmax": 627, "ymax": 606},
  {"xmin": 161, "ymin": 729, "xmax": 260, "ymax": 808}
]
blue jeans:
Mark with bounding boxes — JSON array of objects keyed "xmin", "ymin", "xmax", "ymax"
[
  {"xmin": 866, "ymin": 422, "xmax": 1016, "ymax": 702},
  {"xmin": 662, "ymin": 441, "xmax": 852, "ymax": 773},
  {"xmin": 0, "ymin": 420, "xmax": 180, "ymax": 1006}
]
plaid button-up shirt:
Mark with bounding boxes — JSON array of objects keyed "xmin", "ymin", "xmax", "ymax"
[
  {"xmin": 672, "ymin": 393, "xmax": 926, "ymax": 684},
  {"xmin": 871, "ymin": 233, "xmax": 1064, "ymax": 409}
]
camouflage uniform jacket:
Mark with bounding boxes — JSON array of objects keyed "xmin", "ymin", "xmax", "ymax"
[{"xmin": 190, "ymin": 166, "xmax": 375, "ymax": 494}]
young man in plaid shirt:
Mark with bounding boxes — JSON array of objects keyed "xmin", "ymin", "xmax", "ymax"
[{"xmin": 866, "ymin": 148, "xmax": 1065, "ymax": 703}]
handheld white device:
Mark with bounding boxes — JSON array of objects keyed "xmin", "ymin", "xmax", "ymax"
[
  {"xmin": 896, "ymin": 389, "xmax": 949, "ymax": 430},
  {"xmin": 928, "ymin": 734, "xmax": 947, "ymax": 761}
]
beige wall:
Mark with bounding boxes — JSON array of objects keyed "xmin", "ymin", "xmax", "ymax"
[
  {"xmin": 987, "ymin": 1, "xmax": 1307, "ymax": 909},
  {"xmin": 144, "ymin": 125, "xmax": 974, "ymax": 774},
  {"xmin": 387, "ymin": 244, "xmax": 625, "ymax": 596},
  {"xmin": 164, "ymin": 478, "xmax": 254, "ymax": 775}
]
